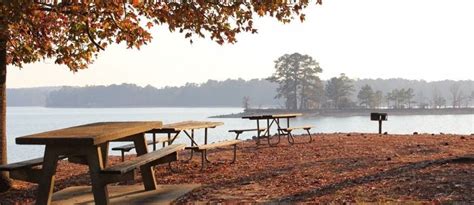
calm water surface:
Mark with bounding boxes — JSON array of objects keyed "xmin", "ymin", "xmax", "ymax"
[{"xmin": 6, "ymin": 107, "xmax": 474, "ymax": 163}]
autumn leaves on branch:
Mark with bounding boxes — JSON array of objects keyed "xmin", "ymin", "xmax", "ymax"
[{"xmin": 2, "ymin": 0, "xmax": 321, "ymax": 71}]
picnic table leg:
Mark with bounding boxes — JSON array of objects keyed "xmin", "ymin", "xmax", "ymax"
[
  {"xmin": 287, "ymin": 130, "xmax": 295, "ymax": 144},
  {"xmin": 182, "ymin": 130, "xmax": 196, "ymax": 162},
  {"xmin": 100, "ymin": 142, "xmax": 109, "ymax": 167},
  {"xmin": 266, "ymin": 119, "xmax": 272, "ymax": 146},
  {"xmin": 275, "ymin": 118, "xmax": 281, "ymax": 135},
  {"xmin": 133, "ymin": 133, "xmax": 157, "ymax": 190},
  {"xmin": 190, "ymin": 129, "xmax": 195, "ymax": 160},
  {"xmin": 169, "ymin": 132, "xmax": 179, "ymax": 145},
  {"xmin": 35, "ymin": 146, "xmax": 60, "ymax": 205},
  {"xmin": 274, "ymin": 119, "xmax": 282, "ymax": 143},
  {"xmin": 267, "ymin": 119, "xmax": 280, "ymax": 146},
  {"xmin": 285, "ymin": 118, "xmax": 294, "ymax": 144},
  {"xmin": 167, "ymin": 133, "xmax": 181, "ymax": 173},
  {"xmin": 256, "ymin": 120, "xmax": 261, "ymax": 145},
  {"xmin": 267, "ymin": 119, "xmax": 272, "ymax": 146},
  {"xmin": 266, "ymin": 119, "xmax": 270, "ymax": 138},
  {"xmin": 274, "ymin": 118, "xmax": 293, "ymax": 145},
  {"xmin": 120, "ymin": 150, "xmax": 125, "ymax": 162},
  {"xmin": 306, "ymin": 128, "xmax": 313, "ymax": 143},
  {"xmin": 153, "ymin": 133, "xmax": 157, "ymax": 151},
  {"xmin": 231, "ymin": 144, "xmax": 238, "ymax": 164},
  {"xmin": 276, "ymin": 118, "xmax": 285, "ymax": 142},
  {"xmin": 266, "ymin": 119, "xmax": 273, "ymax": 146},
  {"xmin": 86, "ymin": 145, "xmax": 109, "ymax": 205},
  {"xmin": 200, "ymin": 150, "xmax": 206, "ymax": 171},
  {"xmin": 234, "ymin": 132, "xmax": 241, "ymax": 140},
  {"xmin": 204, "ymin": 128, "xmax": 211, "ymax": 163}
]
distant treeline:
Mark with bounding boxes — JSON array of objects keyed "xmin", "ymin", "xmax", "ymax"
[
  {"xmin": 47, "ymin": 79, "xmax": 278, "ymax": 107},
  {"xmin": 7, "ymin": 87, "xmax": 59, "ymax": 107},
  {"xmin": 6, "ymin": 78, "xmax": 474, "ymax": 108}
]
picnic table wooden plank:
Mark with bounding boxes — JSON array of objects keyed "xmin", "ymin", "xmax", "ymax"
[
  {"xmin": 102, "ymin": 144, "xmax": 186, "ymax": 175},
  {"xmin": 280, "ymin": 126, "xmax": 313, "ymax": 131},
  {"xmin": 150, "ymin": 121, "xmax": 224, "ymax": 132},
  {"xmin": 242, "ymin": 113, "xmax": 302, "ymax": 119},
  {"xmin": 195, "ymin": 140, "xmax": 242, "ymax": 150},
  {"xmin": 16, "ymin": 121, "xmax": 163, "ymax": 146},
  {"xmin": 0, "ymin": 157, "xmax": 44, "ymax": 171},
  {"xmin": 112, "ymin": 137, "xmax": 171, "ymax": 152},
  {"xmin": 270, "ymin": 113, "xmax": 302, "ymax": 118},
  {"xmin": 0, "ymin": 155, "xmax": 68, "ymax": 172},
  {"xmin": 228, "ymin": 128, "xmax": 267, "ymax": 133}
]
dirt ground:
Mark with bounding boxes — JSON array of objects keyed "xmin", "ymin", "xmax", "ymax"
[{"xmin": 1, "ymin": 133, "xmax": 473, "ymax": 204}]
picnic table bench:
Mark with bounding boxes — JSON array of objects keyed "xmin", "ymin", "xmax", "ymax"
[
  {"xmin": 0, "ymin": 156, "xmax": 66, "ymax": 183},
  {"xmin": 102, "ymin": 144, "xmax": 185, "ymax": 176},
  {"xmin": 228, "ymin": 128, "xmax": 267, "ymax": 139},
  {"xmin": 186, "ymin": 139, "xmax": 242, "ymax": 170},
  {"xmin": 278, "ymin": 126, "xmax": 314, "ymax": 144},
  {"xmin": 1, "ymin": 121, "xmax": 187, "ymax": 205}
]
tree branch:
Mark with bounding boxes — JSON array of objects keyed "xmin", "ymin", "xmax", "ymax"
[
  {"xmin": 85, "ymin": 20, "xmax": 104, "ymax": 51},
  {"xmin": 108, "ymin": 13, "xmax": 125, "ymax": 32}
]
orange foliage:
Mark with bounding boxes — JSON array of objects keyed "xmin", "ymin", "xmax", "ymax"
[{"xmin": 1, "ymin": 0, "xmax": 322, "ymax": 71}]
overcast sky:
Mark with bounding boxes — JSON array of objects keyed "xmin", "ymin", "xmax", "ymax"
[{"xmin": 7, "ymin": 0, "xmax": 474, "ymax": 88}]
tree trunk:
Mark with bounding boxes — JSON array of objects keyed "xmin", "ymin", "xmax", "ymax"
[
  {"xmin": 0, "ymin": 21, "xmax": 11, "ymax": 192},
  {"xmin": 293, "ymin": 79, "xmax": 298, "ymax": 110},
  {"xmin": 299, "ymin": 84, "xmax": 305, "ymax": 110}
]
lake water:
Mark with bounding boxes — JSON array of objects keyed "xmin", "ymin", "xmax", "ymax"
[{"xmin": 6, "ymin": 107, "xmax": 474, "ymax": 163}]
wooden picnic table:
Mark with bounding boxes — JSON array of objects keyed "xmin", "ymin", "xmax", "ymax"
[
  {"xmin": 242, "ymin": 113, "xmax": 302, "ymax": 145},
  {"xmin": 148, "ymin": 120, "xmax": 223, "ymax": 146},
  {"xmin": 147, "ymin": 120, "xmax": 224, "ymax": 161},
  {"xmin": 15, "ymin": 121, "xmax": 164, "ymax": 205}
]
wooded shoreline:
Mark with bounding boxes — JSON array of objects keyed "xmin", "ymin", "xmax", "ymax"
[{"xmin": 210, "ymin": 107, "xmax": 474, "ymax": 118}]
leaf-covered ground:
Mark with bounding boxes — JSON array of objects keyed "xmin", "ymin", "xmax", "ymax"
[{"xmin": 1, "ymin": 133, "xmax": 473, "ymax": 204}]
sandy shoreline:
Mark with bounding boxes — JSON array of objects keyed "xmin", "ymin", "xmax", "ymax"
[{"xmin": 1, "ymin": 133, "xmax": 473, "ymax": 204}]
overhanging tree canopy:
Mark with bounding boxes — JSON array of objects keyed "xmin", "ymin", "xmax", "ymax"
[
  {"xmin": 2, "ymin": 0, "xmax": 321, "ymax": 70},
  {"xmin": 0, "ymin": 0, "xmax": 322, "ymax": 191}
]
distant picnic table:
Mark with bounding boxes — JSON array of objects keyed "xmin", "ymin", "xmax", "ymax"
[
  {"xmin": 147, "ymin": 120, "xmax": 241, "ymax": 170},
  {"xmin": 235, "ymin": 113, "xmax": 313, "ymax": 145},
  {"xmin": 9, "ymin": 121, "xmax": 186, "ymax": 205},
  {"xmin": 148, "ymin": 120, "xmax": 224, "ymax": 148}
]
